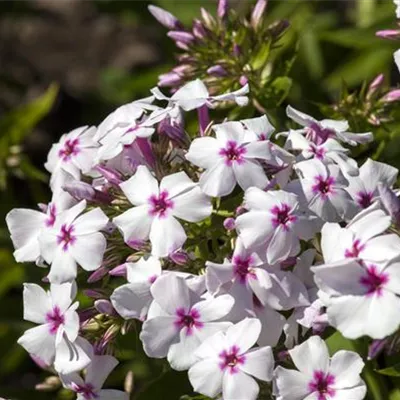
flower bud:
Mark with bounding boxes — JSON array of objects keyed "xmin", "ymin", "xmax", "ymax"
[
  {"xmin": 381, "ymin": 89, "xmax": 400, "ymax": 103},
  {"xmin": 201, "ymin": 7, "xmax": 216, "ymax": 29},
  {"xmin": 136, "ymin": 138, "xmax": 156, "ymax": 169},
  {"xmin": 368, "ymin": 339, "xmax": 387, "ymax": 360},
  {"xmin": 233, "ymin": 44, "xmax": 241, "ymax": 57},
  {"xmin": 223, "ymin": 217, "xmax": 236, "ymax": 231},
  {"xmin": 376, "ymin": 29, "xmax": 400, "ymax": 40},
  {"xmin": 63, "ymin": 180, "xmax": 111, "ymax": 204},
  {"xmin": 251, "ymin": 0, "xmax": 268, "ymax": 30},
  {"xmin": 83, "ymin": 289, "xmax": 107, "ymax": 299},
  {"xmin": 87, "ymin": 266, "xmax": 109, "ymax": 283},
  {"xmin": 158, "ymin": 71, "xmax": 182, "ymax": 87},
  {"xmin": 169, "ymin": 249, "xmax": 189, "ymax": 265},
  {"xmin": 193, "ymin": 19, "xmax": 208, "ymax": 39},
  {"xmin": 95, "ymin": 165, "xmax": 122, "ymax": 186},
  {"xmin": 366, "ymin": 74, "xmax": 384, "ymax": 100},
  {"xmin": 197, "ymin": 104, "xmax": 211, "ymax": 136},
  {"xmin": 239, "ymin": 75, "xmax": 248, "ymax": 86},
  {"xmin": 148, "ymin": 5, "xmax": 182, "ymax": 30},
  {"xmin": 167, "ymin": 31, "xmax": 195, "ymax": 45},
  {"xmin": 109, "ymin": 263, "xmax": 127, "ymax": 277},
  {"xmin": 218, "ymin": 0, "xmax": 228, "ymax": 20},
  {"xmin": 207, "ymin": 65, "xmax": 228, "ymax": 77},
  {"xmin": 124, "ymin": 371, "xmax": 134, "ymax": 394},
  {"xmin": 95, "ymin": 299, "xmax": 116, "ymax": 316}
]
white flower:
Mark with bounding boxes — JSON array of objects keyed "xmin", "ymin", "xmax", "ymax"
[
  {"xmin": 151, "ymin": 79, "xmax": 249, "ymax": 111},
  {"xmin": 236, "ymin": 188, "xmax": 315, "ymax": 264},
  {"xmin": 113, "ymin": 166, "xmax": 212, "ymax": 257},
  {"xmin": 188, "ymin": 318, "xmax": 274, "ymax": 400},
  {"xmin": 274, "ymin": 335, "xmax": 366, "ymax": 400},
  {"xmin": 45, "ymin": 126, "xmax": 99, "ymax": 190},
  {"xmin": 60, "ymin": 355, "xmax": 128, "ymax": 400},
  {"xmin": 345, "ymin": 158, "xmax": 398, "ymax": 210},
  {"xmin": 285, "ymin": 130, "xmax": 358, "ymax": 176},
  {"xmin": 241, "ymin": 115, "xmax": 275, "ymax": 141},
  {"xmin": 313, "ymin": 258, "xmax": 400, "ymax": 339},
  {"xmin": 39, "ymin": 200, "xmax": 109, "ymax": 283},
  {"xmin": 17, "ymin": 282, "xmax": 92, "ymax": 374},
  {"xmin": 286, "ymin": 105, "xmax": 373, "ymax": 146},
  {"xmin": 6, "ymin": 197, "xmax": 73, "ymax": 263},
  {"xmin": 295, "ymin": 159, "xmax": 356, "ymax": 222},
  {"xmin": 139, "ymin": 273, "xmax": 234, "ymax": 370},
  {"xmin": 186, "ymin": 121, "xmax": 272, "ymax": 197},
  {"xmin": 111, "ymin": 256, "xmax": 162, "ymax": 321}
]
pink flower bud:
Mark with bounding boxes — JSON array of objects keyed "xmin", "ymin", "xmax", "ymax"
[
  {"xmin": 95, "ymin": 165, "xmax": 122, "ymax": 186},
  {"xmin": 235, "ymin": 205, "xmax": 246, "ymax": 216},
  {"xmin": 136, "ymin": 138, "xmax": 156, "ymax": 169},
  {"xmin": 376, "ymin": 29, "xmax": 400, "ymax": 40},
  {"xmin": 218, "ymin": 0, "xmax": 228, "ymax": 20},
  {"xmin": 148, "ymin": 5, "xmax": 182, "ymax": 30},
  {"xmin": 366, "ymin": 74, "xmax": 384, "ymax": 100},
  {"xmin": 158, "ymin": 72, "xmax": 182, "ymax": 87},
  {"xmin": 87, "ymin": 266, "xmax": 109, "ymax": 283},
  {"xmin": 170, "ymin": 249, "xmax": 189, "ymax": 265},
  {"xmin": 109, "ymin": 263, "xmax": 127, "ymax": 277},
  {"xmin": 233, "ymin": 44, "xmax": 241, "ymax": 57},
  {"xmin": 239, "ymin": 75, "xmax": 248, "ymax": 86},
  {"xmin": 223, "ymin": 217, "xmax": 236, "ymax": 231},
  {"xmin": 167, "ymin": 31, "xmax": 195, "ymax": 45},
  {"xmin": 127, "ymin": 239, "xmax": 147, "ymax": 250},
  {"xmin": 63, "ymin": 181, "xmax": 111, "ymax": 204},
  {"xmin": 197, "ymin": 104, "xmax": 210, "ymax": 136},
  {"xmin": 83, "ymin": 289, "xmax": 106, "ymax": 299},
  {"xmin": 251, "ymin": 0, "xmax": 268, "ymax": 30},
  {"xmin": 94, "ymin": 299, "xmax": 116, "ymax": 316},
  {"xmin": 368, "ymin": 339, "xmax": 387, "ymax": 360},
  {"xmin": 193, "ymin": 19, "xmax": 208, "ymax": 39},
  {"xmin": 381, "ymin": 89, "xmax": 400, "ymax": 103},
  {"xmin": 201, "ymin": 8, "xmax": 216, "ymax": 29},
  {"xmin": 207, "ymin": 65, "xmax": 228, "ymax": 77}
]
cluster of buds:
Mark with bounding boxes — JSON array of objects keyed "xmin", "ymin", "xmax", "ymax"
[{"xmin": 150, "ymin": 0, "xmax": 292, "ymax": 111}]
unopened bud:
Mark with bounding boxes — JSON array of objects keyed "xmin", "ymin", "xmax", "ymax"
[
  {"xmin": 193, "ymin": 19, "xmax": 208, "ymax": 39},
  {"xmin": 63, "ymin": 180, "xmax": 111, "ymax": 204},
  {"xmin": 87, "ymin": 266, "xmax": 109, "ymax": 283},
  {"xmin": 239, "ymin": 75, "xmax": 248, "ymax": 86},
  {"xmin": 207, "ymin": 65, "xmax": 228, "ymax": 77},
  {"xmin": 148, "ymin": 5, "xmax": 182, "ymax": 30},
  {"xmin": 367, "ymin": 74, "xmax": 384, "ymax": 99},
  {"xmin": 201, "ymin": 7, "xmax": 216, "ymax": 29},
  {"xmin": 124, "ymin": 370, "xmax": 134, "ymax": 394},
  {"xmin": 95, "ymin": 299, "xmax": 116, "ymax": 316},
  {"xmin": 218, "ymin": 0, "xmax": 228, "ymax": 20},
  {"xmin": 169, "ymin": 249, "xmax": 189, "ymax": 265},
  {"xmin": 95, "ymin": 165, "xmax": 122, "ymax": 186},
  {"xmin": 381, "ymin": 89, "xmax": 400, "ymax": 103},
  {"xmin": 368, "ymin": 339, "xmax": 387, "ymax": 360},
  {"xmin": 158, "ymin": 71, "xmax": 182, "ymax": 87},
  {"xmin": 376, "ymin": 29, "xmax": 400, "ymax": 40},
  {"xmin": 83, "ymin": 289, "xmax": 106, "ymax": 299},
  {"xmin": 251, "ymin": 0, "xmax": 268, "ymax": 30},
  {"xmin": 109, "ymin": 263, "xmax": 127, "ymax": 277},
  {"xmin": 167, "ymin": 31, "xmax": 195, "ymax": 45},
  {"xmin": 223, "ymin": 217, "xmax": 236, "ymax": 231},
  {"xmin": 197, "ymin": 104, "xmax": 210, "ymax": 136}
]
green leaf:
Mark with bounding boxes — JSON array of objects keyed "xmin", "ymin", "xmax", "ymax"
[
  {"xmin": 250, "ymin": 41, "xmax": 271, "ymax": 70},
  {"xmin": 376, "ymin": 363, "xmax": 400, "ymax": 377}
]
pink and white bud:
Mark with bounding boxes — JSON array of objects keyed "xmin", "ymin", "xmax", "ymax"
[
  {"xmin": 158, "ymin": 71, "xmax": 182, "ymax": 87},
  {"xmin": 366, "ymin": 74, "xmax": 384, "ymax": 99},
  {"xmin": 368, "ymin": 339, "xmax": 387, "ymax": 360},
  {"xmin": 381, "ymin": 89, "xmax": 400, "ymax": 103},
  {"xmin": 251, "ymin": 0, "xmax": 268, "ymax": 30},
  {"xmin": 239, "ymin": 75, "xmax": 248, "ymax": 86},
  {"xmin": 87, "ymin": 266, "xmax": 109, "ymax": 283},
  {"xmin": 376, "ymin": 29, "xmax": 400, "ymax": 40},
  {"xmin": 201, "ymin": 7, "xmax": 216, "ymax": 29},
  {"xmin": 207, "ymin": 65, "xmax": 228, "ymax": 77},
  {"xmin": 95, "ymin": 165, "xmax": 122, "ymax": 186},
  {"xmin": 83, "ymin": 289, "xmax": 106, "ymax": 299},
  {"xmin": 169, "ymin": 249, "xmax": 189, "ymax": 265},
  {"xmin": 223, "ymin": 217, "xmax": 235, "ymax": 231},
  {"xmin": 109, "ymin": 263, "xmax": 127, "ymax": 277},
  {"xmin": 63, "ymin": 180, "xmax": 111, "ymax": 204},
  {"xmin": 218, "ymin": 0, "xmax": 228, "ymax": 20},
  {"xmin": 148, "ymin": 5, "xmax": 182, "ymax": 30},
  {"xmin": 167, "ymin": 31, "xmax": 195, "ymax": 45},
  {"xmin": 94, "ymin": 299, "xmax": 116, "ymax": 316},
  {"xmin": 193, "ymin": 19, "xmax": 208, "ymax": 39}
]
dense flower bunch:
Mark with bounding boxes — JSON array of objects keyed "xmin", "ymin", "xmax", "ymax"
[{"xmin": 6, "ymin": 2, "xmax": 400, "ymax": 400}]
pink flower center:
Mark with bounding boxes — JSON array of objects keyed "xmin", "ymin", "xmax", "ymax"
[
  {"xmin": 219, "ymin": 141, "xmax": 247, "ymax": 166},
  {"xmin": 57, "ymin": 224, "xmax": 76, "ymax": 251},
  {"xmin": 73, "ymin": 383, "xmax": 98, "ymax": 399},
  {"xmin": 360, "ymin": 265, "xmax": 389, "ymax": 296},
  {"xmin": 312, "ymin": 176, "xmax": 335, "ymax": 198},
  {"xmin": 233, "ymin": 255, "xmax": 257, "ymax": 284},
  {"xmin": 305, "ymin": 123, "xmax": 335, "ymax": 145},
  {"xmin": 308, "ymin": 371, "xmax": 336, "ymax": 400},
  {"xmin": 174, "ymin": 308, "xmax": 203, "ymax": 335},
  {"xmin": 45, "ymin": 204, "xmax": 57, "ymax": 227},
  {"xmin": 148, "ymin": 191, "xmax": 174, "ymax": 218},
  {"xmin": 345, "ymin": 239, "xmax": 365, "ymax": 258},
  {"xmin": 219, "ymin": 345, "xmax": 246, "ymax": 374},
  {"xmin": 357, "ymin": 191, "xmax": 374, "ymax": 209},
  {"xmin": 309, "ymin": 144, "xmax": 325, "ymax": 160},
  {"xmin": 46, "ymin": 306, "xmax": 65, "ymax": 335},
  {"xmin": 59, "ymin": 138, "xmax": 80, "ymax": 161},
  {"xmin": 271, "ymin": 204, "xmax": 297, "ymax": 230}
]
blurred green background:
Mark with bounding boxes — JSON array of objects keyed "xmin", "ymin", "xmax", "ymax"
[{"xmin": 1, "ymin": 0, "xmax": 400, "ymax": 399}]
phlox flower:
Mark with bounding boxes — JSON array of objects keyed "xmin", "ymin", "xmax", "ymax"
[
  {"xmin": 139, "ymin": 273, "xmax": 234, "ymax": 370},
  {"xmin": 321, "ymin": 207, "xmax": 400, "ymax": 266},
  {"xmin": 285, "ymin": 130, "xmax": 358, "ymax": 176},
  {"xmin": 345, "ymin": 158, "xmax": 398, "ymax": 210},
  {"xmin": 39, "ymin": 200, "xmax": 109, "ymax": 283},
  {"xmin": 240, "ymin": 115, "xmax": 275, "ymax": 141},
  {"xmin": 151, "ymin": 79, "xmax": 249, "ymax": 111},
  {"xmin": 295, "ymin": 159, "xmax": 356, "ymax": 222},
  {"xmin": 113, "ymin": 166, "xmax": 212, "ymax": 257},
  {"xmin": 274, "ymin": 335, "xmax": 366, "ymax": 400},
  {"xmin": 111, "ymin": 256, "xmax": 162, "ymax": 321},
  {"xmin": 186, "ymin": 120, "xmax": 272, "ymax": 197},
  {"xmin": 45, "ymin": 126, "xmax": 99, "ymax": 190},
  {"xmin": 286, "ymin": 105, "xmax": 373, "ymax": 146},
  {"xmin": 188, "ymin": 318, "xmax": 274, "ymax": 400},
  {"xmin": 235, "ymin": 188, "xmax": 315, "ymax": 264},
  {"xmin": 313, "ymin": 258, "xmax": 400, "ymax": 339},
  {"xmin": 17, "ymin": 282, "xmax": 92, "ymax": 374},
  {"xmin": 60, "ymin": 355, "xmax": 128, "ymax": 400}
]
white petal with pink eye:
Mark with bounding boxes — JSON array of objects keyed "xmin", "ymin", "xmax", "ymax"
[
  {"xmin": 68, "ymin": 232, "xmax": 106, "ymax": 271},
  {"xmin": 149, "ymin": 215, "xmax": 186, "ymax": 257},
  {"xmin": 119, "ymin": 166, "xmax": 159, "ymax": 206},
  {"xmin": 185, "ymin": 137, "xmax": 220, "ymax": 169},
  {"xmin": 225, "ymin": 318, "xmax": 261, "ymax": 353},
  {"xmin": 159, "ymin": 171, "xmax": 196, "ymax": 199},
  {"xmin": 239, "ymin": 346, "xmax": 274, "ymax": 381},
  {"xmin": 273, "ymin": 366, "xmax": 312, "ymax": 400},
  {"xmin": 329, "ymin": 350, "xmax": 365, "ymax": 388},
  {"xmin": 6, "ymin": 208, "xmax": 46, "ymax": 262},
  {"xmin": 188, "ymin": 359, "xmax": 224, "ymax": 398},
  {"xmin": 244, "ymin": 140, "xmax": 272, "ymax": 159},
  {"xmin": 113, "ymin": 205, "xmax": 152, "ymax": 243},
  {"xmin": 233, "ymin": 160, "xmax": 269, "ymax": 191},
  {"xmin": 193, "ymin": 294, "xmax": 234, "ymax": 322},
  {"xmin": 199, "ymin": 160, "xmax": 236, "ymax": 197},
  {"xmin": 63, "ymin": 304, "xmax": 80, "ymax": 342},
  {"xmin": 243, "ymin": 187, "xmax": 278, "ymax": 211},
  {"xmin": 140, "ymin": 316, "xmax": 178, "ymax": 357},
  {"xmin": 256, "ymin": 306, "xmax": 286, "ymax": 347},
  {"xmin": 214, "ymin": 121, "xmax": 247, "ymax": 144},
  {"xmin": 72, "ymin": 208, "xmax": 108, "ymax": 235},
  {"xmin": 17, "ymin": 324, "xmax": 56, "ymax": 365},
  {"xmin": 360, "ymin": 234, "xmax": 400, "ymax": 264},
  {"xmin": 242, "ymin": 115, "xmax": 275, "ymax": 141},
  {"xmin": 50, "ymin": 281, "xmax": 76, "ymax": 313},
  {"xmin": 22, "ymin": 283, "xmax": 51, "ymax": 324},
  {"xmin": 359, "ymin": 158, "xmax": 398, "ymax": 193},
  {"xmin": 223, "ymin": 370, "xmax": 259, "ymax": 400},
  {"xmin": 171, "ymin": 186, "xmax": 212, "ymax": 222},
  {"xmin": 320, "ymin": 223, "xmax": 351, "ymax": 264},
  {"xmin": 111, "ymin": 281, "xmax": 153, "ymax": 320},
  {"xmin": 168, "ymin": 329, "xmax": 203, "ymax": 370},
  {"xmin": 332, "ymin": 385, "xmax": 367, "ymax": 400},
  {"xmin": 85, "ymin": 355, "xmax": 119, "ymax": 390},
  {"xmin": 47, "ymin": 249, "xmax": 77, "ymax": 284},
  {"xmin": 290, "ymin": 335, "xmax": 329, "ymax": 376},
  {"xmin": 126, "ymin": 256, "xmax": 162, "ymax": 284},
  {"xmin": 267, "ymin": 227, "xmax": 299, "ymax": 265}
]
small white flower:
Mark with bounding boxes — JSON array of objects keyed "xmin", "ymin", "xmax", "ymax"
[
  {"xmin": 60, "ymin": 354, "xmax": 128, "ymax": 400},
  {"xmin": 188, "ymin": 318, "xmax": 274, "ymax": 400},
  {"xmin": 139, "ymin": 273, "xmax": 234, "ymax": 370},
  {"xmin": 113, "ymin": 166, "xmax": 212, "ymax": 257},
  {"xmin": 39, "ymin": 200, "xmax": 109, "ymax": 283},
  {"xmin": 186, "ymin": 121, "xmax": 272, "ymax": 197},
  {"xmin": 274, "ymin": 335, "xmax": 366, "ymax": 400}
]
